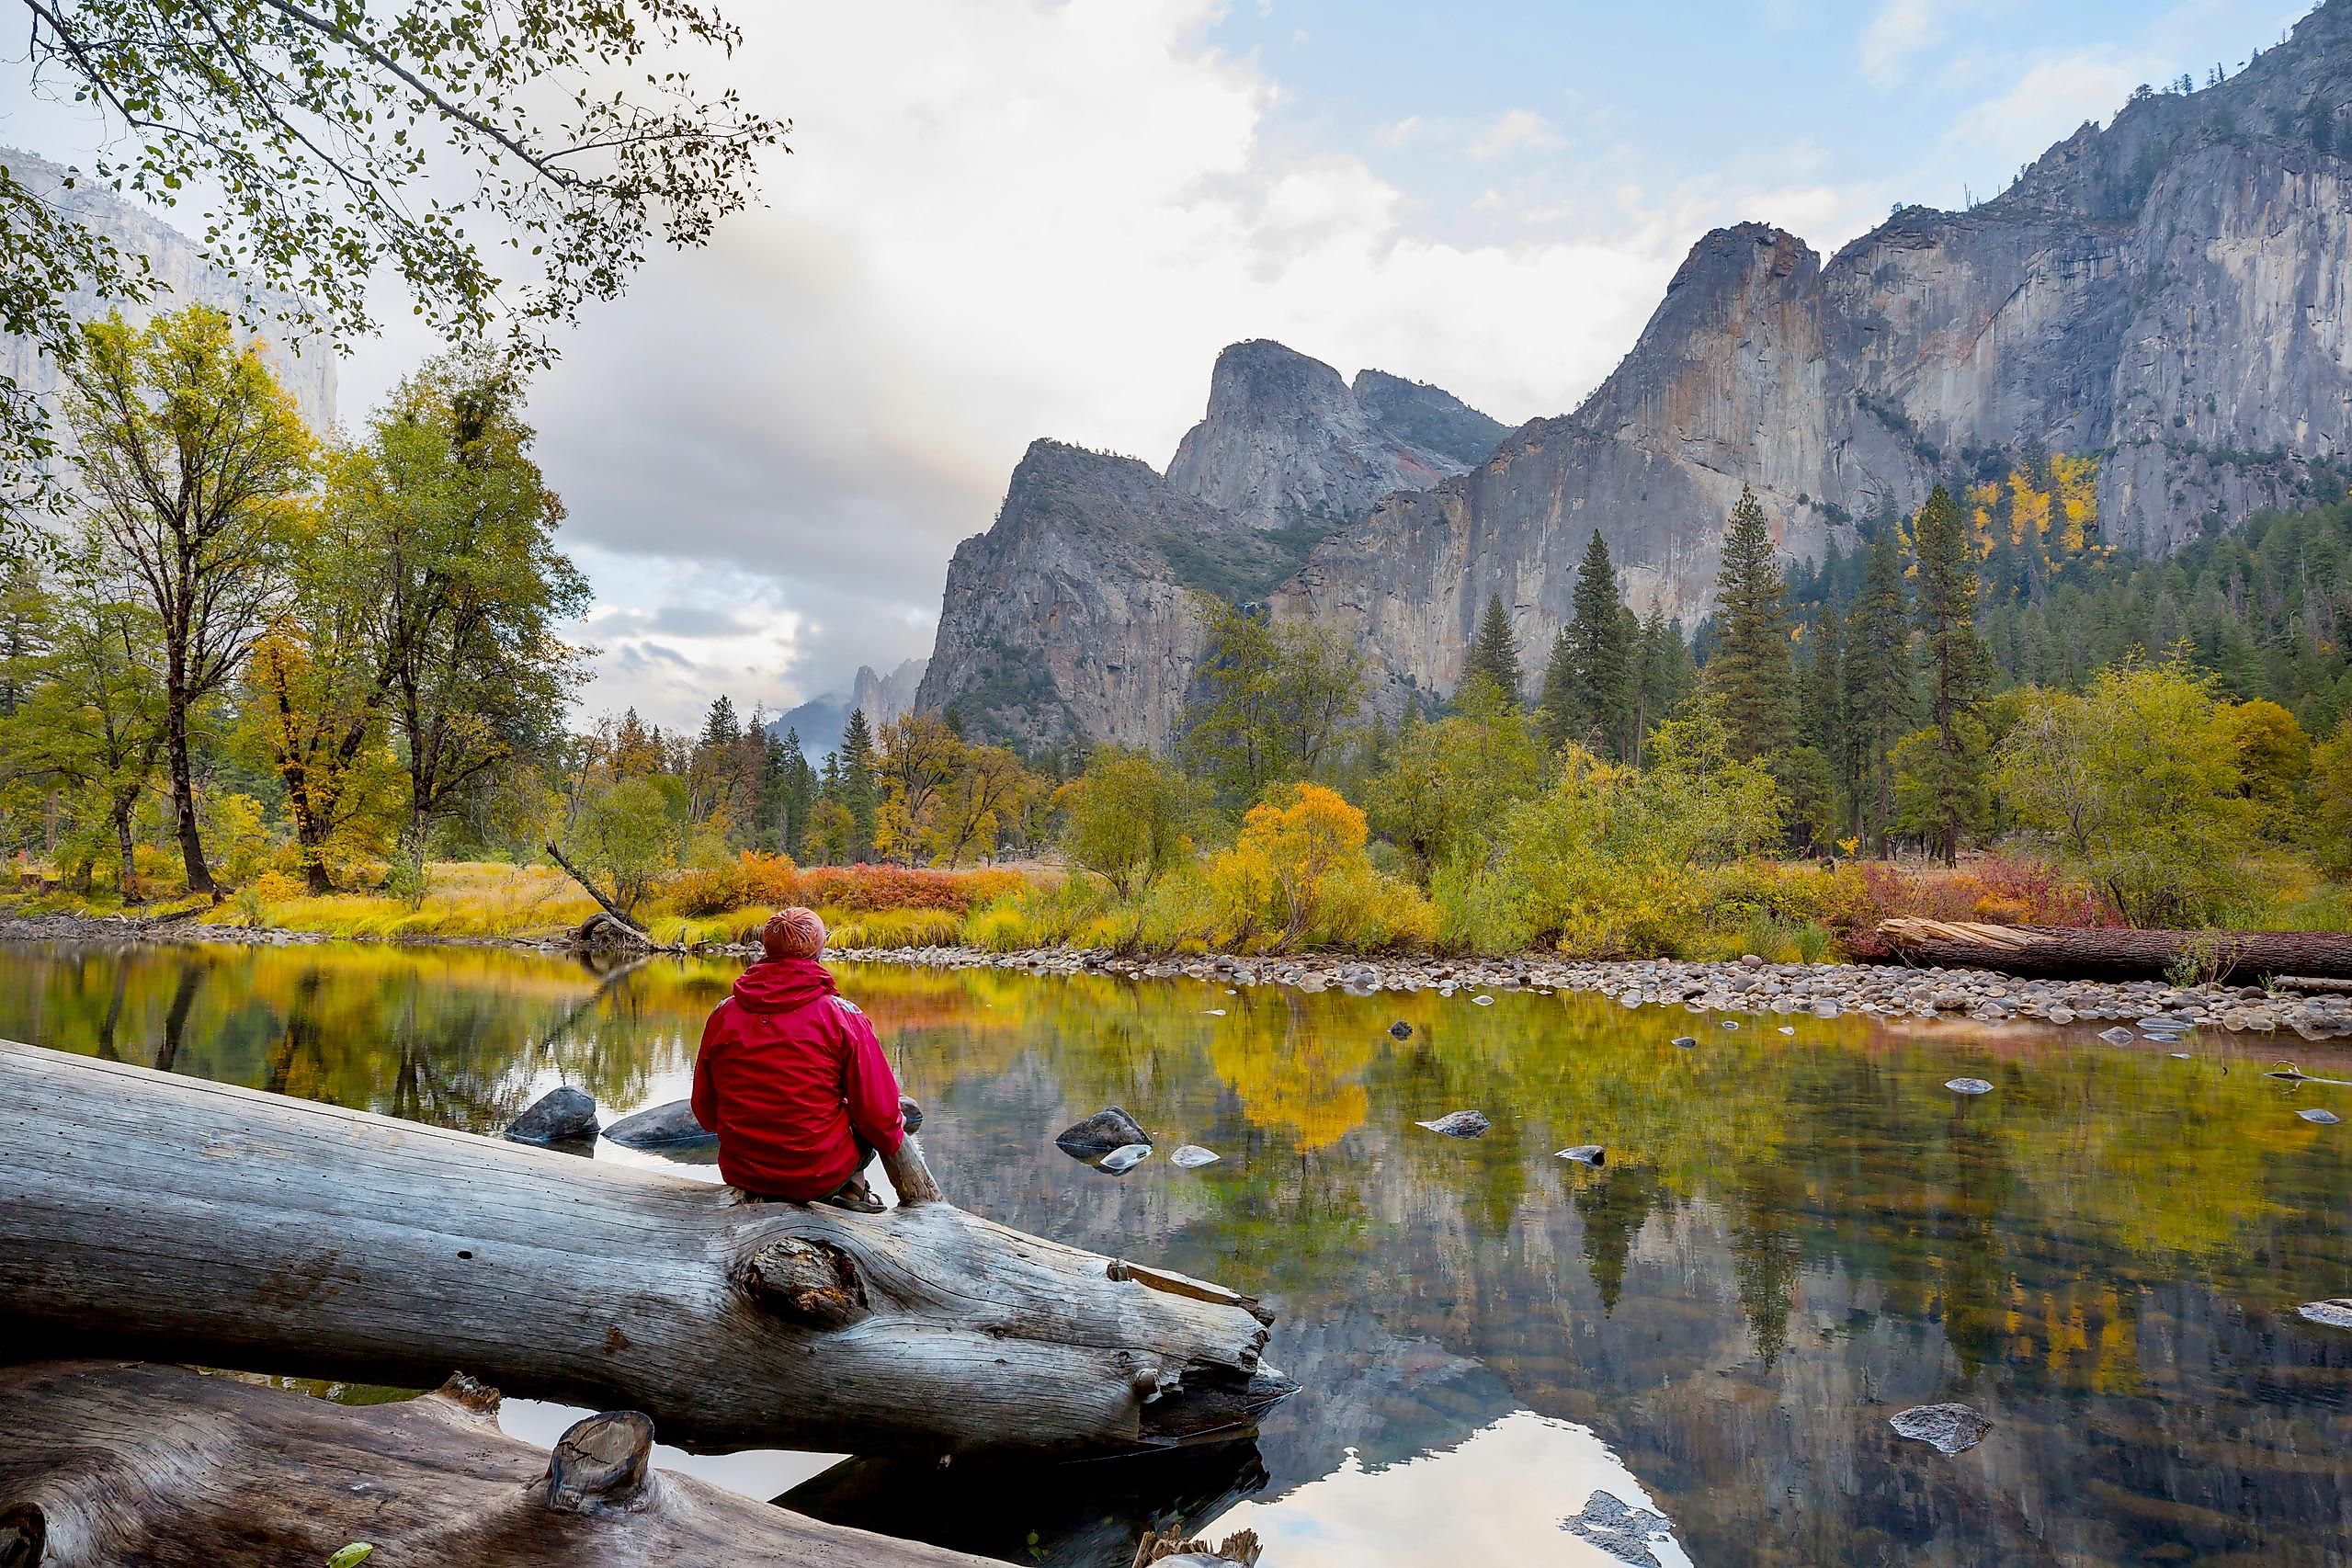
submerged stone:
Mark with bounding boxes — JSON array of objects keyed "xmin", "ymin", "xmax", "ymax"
[
  {"xmin": 1945, "ymin": 1077, "xmax": 1994, "ymax": 1096},
  {"xmin": 1415, "ymin": 1109, "xmax": 1491, "ymax": 1138},
  {"xmin": 1671, "ymin": 1036, "xmax": 1697, "ymax": 1049},
  {"xmin": 1096, "ymin": 1142, "xmax": 1152, "ymax": 1174},
  {"xmin": 1472, "ymin": 994, "xmax": 1495, "ymax": 1006},
  {"xmin": 1562, "ymin": 1490, "xmax": 1674, "ymax": 1567},
  {"xmin": 505, "ymin": 1086, "xmax": 597, "ymax": 1146},
  {"xmin": 2098, "ymin": 1027, "xmax": 2136, "ymax": 1044},
  {"xmin": 1056, "ymin": 1106, "xmax": 1152, "ymax": 1156},
  {"xmin": 1557, "ymin": 1144, "xmax": 1606, "ymax": 1166},
  {"xmin": 2296, "ymin": 1108, "xmax": 2341, "ymax": 1124},
  {"xmin": 2298, "ymin": 1299, "xmax": 2352, "ymax": 1329},
  {"xmin": 1721, "ymin": 1020, "xmax": 1739, "ymax": 1030},
  {"xmin": 1169, "ymin": 1143, "xmax": 1221, "ymax": 1168},
  {"xmin": 1889, "ymin": 1402, "xmax": 1992, "ymax": 1454},
  {"xmin": 599, "ymin": 1098, "xmax": 712, "ymax": 1150},
  {"xmin": 1389, "ymin": 1021, "xmax": 1414, "ymax": 1040}
]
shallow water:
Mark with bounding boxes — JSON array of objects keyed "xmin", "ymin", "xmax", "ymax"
[{"xmin": 4, "ymin": 938, "xmax": 2348, "ymax": 1567}]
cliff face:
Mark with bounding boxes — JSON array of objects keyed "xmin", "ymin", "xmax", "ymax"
[
  {"xmin": 1164, "ymin": 339, "xmax": 1505, "ymax": 530},
  {"xmin": 917, "ymin": 347, "xmax": 1504, "ymax": 747},
  {"xmin": 1279, "ymin": 0, "xmax": 2352, "ymax": 704},
  {"xmin": 2, "ymin": 149, "xmax": 338, "ymax": 434},
  {"xmin": 914, "ymin": 439, "xmax": 1247, "ymax": 749}
]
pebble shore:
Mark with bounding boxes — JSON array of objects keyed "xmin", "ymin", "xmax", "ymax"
[
  {"xmin": 8, "ymin": 913, "xmax": 2347, "ymax": 1040},
  {"xmin": 830, "ymin": 944, "xmax": 2352, "ymax": 1041}
]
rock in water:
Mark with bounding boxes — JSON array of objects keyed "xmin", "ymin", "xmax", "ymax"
[
  {"xmin": 2098, "ymin": 1027, "xmax": 2136, "ymax": 1044},
  {"xmin": 1472, "ymin": 994, "xmax": 1494, "ymax": 1006},
  {"xmin": 1562, "ymin": 1491, "xmax": 1674, "ymax": 1566},
  {"xmin": 1170, "ymin": 1144, "xmax": 1221, "ymax": 1168},
  {"xmin": 1415, "ymin": 1110, "xmax": 1490, "ymax": 1138},
  {"xmin": 2297, "ymin": 1299, "xmax": 2352, "ymax": 1329},
  {"xmin": 1056, "ymin": 1106, "xmax": 1152, "ymax": 1156},
  {"xmin": 1557, "ymin": 1144, "xmax": 1606, "ymax": 1166},
  {"xmin": 1670, "ymin": 1036, "xmax": 1697, "ymax": 1049},
  {"xmin": 1945, "ymin": 1078, "xmax": 1994, "ymax": 1096},
  {"xmin": 1388, "ymin": 1021, "xmax": 1414, "ymax": 1040},
  {"xmin": 505, "ymin": 1086, "xmax": 597, "ymax": 1145},
  {"xmin": 897, "ymin": 1096, "xmax": 925, "ymax": 1135},
  {"xmin": 1096, "ymin": 1142, "xmax": 1152, "ymax": 1174},
  {"xmin": 2297, "ymin": 1108, "xmax": 2341, "ymax": 1124},
  {"xmin": 1889, "ymin": 1403, "xmax": 1992, "ymax": 1454},
  {"xmin": 599, "ymin": 1098, "xmax": 714, "ymax": 1150}
]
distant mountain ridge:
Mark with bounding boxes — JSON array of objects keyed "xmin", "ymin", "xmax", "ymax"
[
  {"xmin": 914, "ymin": 0, "xmax": 2352, "ymax": 747},
  {"xmin": 770, "ymin": 656, "xmax": 926, "ymax": 759}
]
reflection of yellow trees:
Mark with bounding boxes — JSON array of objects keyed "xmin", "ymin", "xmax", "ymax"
[{"xmin": 1207, "ymin": 1006, "xmax": 1375, "ymax": 1151}]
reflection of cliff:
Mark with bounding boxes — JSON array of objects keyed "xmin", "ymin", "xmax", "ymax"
[{"xmin": 6, "ymin": 947, "xmax": 2348, "ymax": 1565}]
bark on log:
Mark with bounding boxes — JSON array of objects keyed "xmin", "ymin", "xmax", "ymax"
[
  {"xmin": 0, "ymin": 1360, "xmax": 997, "ymax": 1567},
  {"xmin": 1873, "ymin": 919, "xmax": 2352, "ymax": 982},
  {"xmin": 0, "ymin": 1040, "xmax": 1290, "ymax": 1457}
]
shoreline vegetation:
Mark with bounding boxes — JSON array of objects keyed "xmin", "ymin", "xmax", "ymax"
[{"xmin": 6, "ymin": 313, "xmax": 2349, "ymax": 979}]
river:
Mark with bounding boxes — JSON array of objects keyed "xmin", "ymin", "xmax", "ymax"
[{"xmin": 2, "ymin": 937, "xmax": 2346, "ymax": 1566}]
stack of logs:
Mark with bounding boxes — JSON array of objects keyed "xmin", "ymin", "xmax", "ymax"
[{"xmin": 0, "ymin": 1041, "xmax": 1293, "ymax": 1567}]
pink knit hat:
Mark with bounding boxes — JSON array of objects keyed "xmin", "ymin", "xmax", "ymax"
[{"xmin": 762, "ymin": 905, "xmax": 827, "ymax": 961}]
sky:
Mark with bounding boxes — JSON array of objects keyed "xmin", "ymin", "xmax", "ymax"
[{"xmin": 3, "ymin": 0, "xmax": 2316, "ymax": 731}]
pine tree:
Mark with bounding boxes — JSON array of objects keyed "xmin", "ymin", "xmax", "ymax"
[
  {"xmin": 1911, "ymin": 483, "xmax": 1992, "ymax": 864},
  {"xmin": 1704, "ymin": 485, "xmax": 1795, "ymax": 760},
  {"xmin": 1551, "ymin": 530, "xmax": 1633, "ymax": 757},
  {"xmin": 1841, "ymin": 521, "xmax": 1913, "ymax": 851},
  {"xmin": 1461, "ymin": 593, "xmax": 1524, "ymax": 707},
  {"xmin": 838, "ymin": 707, "xmax": 880, "ymax": 860},
  {"xmin": 1634, "ymin": 609, "xmax": 1695, "ymax": 763},
  {"xmin": 1535, "ymin": 629, "xmax": 1577, "ymax": 750}
]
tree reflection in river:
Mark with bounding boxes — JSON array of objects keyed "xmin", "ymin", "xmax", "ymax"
[{"xmin": 2, "ymin": 941, "xmax": 2346, "ymax": 1566}]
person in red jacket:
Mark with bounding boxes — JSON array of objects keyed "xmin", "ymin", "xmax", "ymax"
[{"xmin": 691, "ymin": 905, "xmax": 907, "ymax": 1211}]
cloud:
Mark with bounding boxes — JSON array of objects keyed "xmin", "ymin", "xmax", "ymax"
[
  {"xmin": 1465, "ymin": 108, "xmax": 1565, "ymax": 160},
  {"xmin": 1947, "ymin": 49, "xmax": 2150, "ymax": 170},
  {"xmin": 1375, "ymin": 114, "xmax": 1423, "ymax": 147},
  {"xmin": 1859, "ymin": 0, "xmax": 1950, "ymax": 87}
]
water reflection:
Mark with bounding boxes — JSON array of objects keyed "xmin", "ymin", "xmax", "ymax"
[{"xmin": 3, "ymin": 941, "xmax": 2348, "ymax": 1566}]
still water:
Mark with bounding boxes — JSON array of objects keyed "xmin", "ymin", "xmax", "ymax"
[{"xmin": 3, "ymin": 938, "xmax": 2348, "ymax": 1567}]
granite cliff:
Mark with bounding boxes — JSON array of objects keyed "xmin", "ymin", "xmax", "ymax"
[
  {"xmin": 922, "ymin": 0, "xmax": 2352, "ymax": 738},
  {"xmin": 1280, "ymin": 2, "xmax": 2352, "ymax": 706},
  {"xmin": 2, "ymin": 148, "xmax": 338, "ymax": 434},
  {"xmin": 915, "ymin": 345, "xmax": 1506, "ymax": 747}
]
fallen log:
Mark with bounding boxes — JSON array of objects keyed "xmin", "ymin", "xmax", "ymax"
[
  {"xmin": 0, "ymin": 1360, "xmax": 995, "ymax": 1567},
  {"xmin": 0, "ymin": 1040, "xmax": 1290, "ymax": 1457},
  {"xmin": 1873, "ymin": 918, "xmax": 2352, "ymax": 983}
]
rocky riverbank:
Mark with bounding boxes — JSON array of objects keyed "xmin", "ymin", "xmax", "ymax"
[
  {"xmin": 824, "ymin": 943, "xmax": 2352, "ymax": 1041},
  {"xmin": 8, "ymin": 912, "xmax": 2349, "ymax": 1040}
]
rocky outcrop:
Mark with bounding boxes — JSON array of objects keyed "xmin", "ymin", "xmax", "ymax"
[
  {"xmin": 919, "ymin": 349, "xmax": 1504, "ymax": 748},
  {"xmin": 913, "ymin": 440, "xmax": 1244, "ymax": 749},
  {"xmin": 2, "ymin": 147, "xmax": 337, "ymax": 434},
  {"xmin": 1165, "ymin": 339, "xmax": 1505, "ymax": 530},
  {"xmin": 853, "ymin": 657, "xmax": 927, "ymax": 733},
  {"xmin": 1279, "ymin": 1, "xmax": 2352, "ymax": 705}
]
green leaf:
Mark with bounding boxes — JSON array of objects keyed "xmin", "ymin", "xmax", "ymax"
[{"xmin": 327, "ymin": 1545, "xmax": 375, "ymax": 1567}]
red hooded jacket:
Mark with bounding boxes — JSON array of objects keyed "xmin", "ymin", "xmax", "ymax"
[{"xmin": 690, "ymin": 958, "xmax": 905, "ymax": 1199}]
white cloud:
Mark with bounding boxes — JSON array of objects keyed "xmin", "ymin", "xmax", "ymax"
[
  {"xmin": 1947, "ymin": 50, "xmax": 2149, "ymax": 170},
  {"xmin": 1465, "ymin": 108, "xmax": 1566, "ymax": 160},
  {"xmin": 1376, "ymin": 114, "xmax": 1424, "ymax": 147},
  {"xmin": 1859, "ymin": 0, "xmax": 1951, "ymax": 87}
]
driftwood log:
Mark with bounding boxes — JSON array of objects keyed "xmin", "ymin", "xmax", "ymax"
[
  {"xmin": 0, "ymin": 1360, "xmax": 996, "ymax": 1567},
  {"xmin": 1874, "ymin": 918, "xmax": 2352, "ymax": 982},
  {"xmin": 0, "ymin": 1040, "xmax": 1289, "ymax": 1456}
]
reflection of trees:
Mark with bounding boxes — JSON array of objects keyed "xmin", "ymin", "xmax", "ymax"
[
  {"xmin": 1205, "ymin": 997, "xmax": 1373, "ymax": 1152},
  {"xmin": 1573, "ymin": 1164, "xmax": 1658, "ymax": 1315}
]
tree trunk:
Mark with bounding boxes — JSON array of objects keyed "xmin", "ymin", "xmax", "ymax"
[
  {"xmin": 1872, "ymin": 918, "xmax": 2352, "ymax": 982},
  {"xmin": 164, "ymin": 674, "xmax": 213, "ymax": 897},
  {"xmin": 0, "ymin": 1041, "xmax": 1290, "ymax": 1457},
  {"xmin": 109, "ymin": 790, "xmax": 138, "ymax": 903},
  {"xmin": 0, "ymin": 1360, "xmax": 997, "ymax": 1568},
  {"xmin": 544, "ymin": 838, "xmax": 653, "ymax": 937}
]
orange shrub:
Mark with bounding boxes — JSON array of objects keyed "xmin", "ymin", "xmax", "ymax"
[
  {"xmin": 790, "ymin": 864, "xmax": 1028, "ymax": 914},
  {"xmin": 1827, "ymin": 855, "xmax": 2113, "ymax": 957}
]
